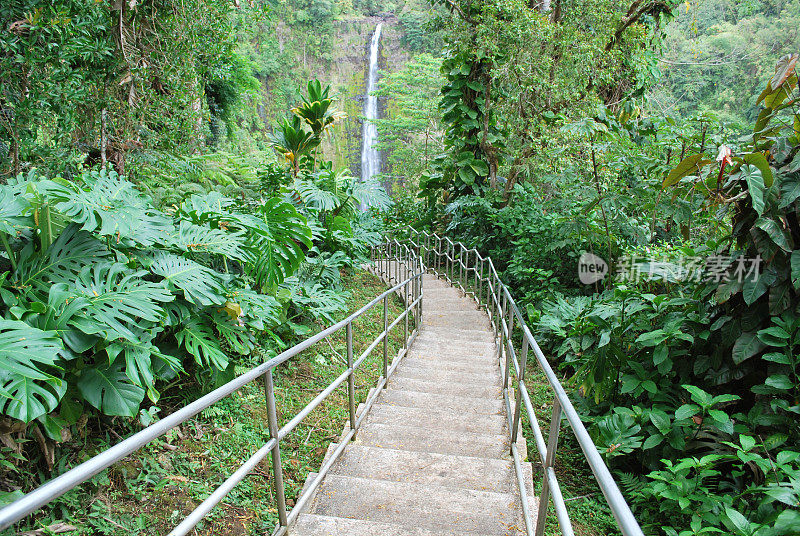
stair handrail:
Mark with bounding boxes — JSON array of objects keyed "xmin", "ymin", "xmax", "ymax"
[
  {"xmin": 395, "ymin": 227, "xmax": 645, "ymax": 536},
  {"xmin": 0, "ymin": 239, "xmax": 423, "ymax": 536}
]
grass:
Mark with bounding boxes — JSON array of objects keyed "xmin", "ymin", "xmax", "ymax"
[{"xmin": 7, "ymin": 268, "xmax": 408, "ymax": 536}]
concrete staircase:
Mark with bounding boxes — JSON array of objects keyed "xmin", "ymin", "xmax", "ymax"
[{"xmin": 291, "ymin": 273, "xmax": 536, "ymax": 535}]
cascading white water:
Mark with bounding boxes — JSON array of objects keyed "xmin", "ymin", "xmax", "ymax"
[{"xmin": 360, "ymin": 23, "xmax": 383, "ymax": 184}]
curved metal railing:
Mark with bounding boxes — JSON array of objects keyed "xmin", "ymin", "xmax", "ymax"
[
  {"xmin": 396, "ymin": 228, "xmax": 644, "ymax": 536},
  {"xmin": 0, "ymin": 239, "xmax": 423, "ymax": 536}
]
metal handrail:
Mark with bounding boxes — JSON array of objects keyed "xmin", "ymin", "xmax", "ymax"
[
  {"xmin": 0, "ymin": 239, "xmax": 424, "ymax": 536},
  {"xmin": 395, "ymin": 228, "xmax": 644, "ymax": 536}
]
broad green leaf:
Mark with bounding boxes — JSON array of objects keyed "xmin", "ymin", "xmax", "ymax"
[
  {"xmin": 765, "ymin": 374, "xmax": 793, "ymax": 390},
  {"xmin": 663, "ymin": 154, "xmax": 707, "ymax": 187},
  {"xmin": 740, "ymin": 152, "xmax": 773, "ymax": 187},
  {"xmin": 70, "ymin": 263, "xmax": 173, "ymax": 342},
  {"xmin": 170, "ymin": 220, "xmax": 247, "ymax": 261},
  {"xmin": 0, "ymin": 185, "xmax": 32, "ymax": 237},
  {"xmin": 675, "ymin": 403, "xmax": 699, "ymax": 420},
  {"xmin": 754, "ymin": 217, "xmax": 792, "ymax": 252},
  {"xmin": 757, "ymin": 326, "xmax": 791, "ymax": 346},
  {"xmin": 77, "ymin": 362, "xmax": 144, "ymax": 417},
  {"xmin": 642, "ymin": 434, "xmax": 664, "ymax": 449},
  {"xmin": 0, "ymin": 319, "xmax": 64, "ymax": 419},
  {"xmin": 649, "ymin": 409, "xmax": 671, "ymax": 435},
  {"xmin": 742, "ymin": 165, "xmax": 768, "ymax": 216},
  {"xmin": 149, "ymin": 251, "xmax": 226, "ymax": 307},
  {"xmin": 791, "ymin": 251, "xmax": 800, "ymax": 289},
  {"xmin": 15, "ymin": 224, "xmax": 111, "ymax": 294},
  {"xmin": 739, "ymin": 435, "xmax": 756, "ymax": 452},
  {"xmin": 48, "ymin": 169, "xmax": 173, "ymax": 247},
  {"xmin": 742, "ymin": 269, "xmax": 774, "ymax": 305},
  {"xmin": 683, "ymin": 385, "xmax": 712, "ymax": 407},
  {"xmin": 237, "ymin": 198, "xmax": 312, "ymax": 291},
  {"xmin": 732, "ymin": 332, "xmax": 766, "ymax": 364},
  {"xmin": 177, "ymin": 317, "xmax": 229, "ymax": 370},
  {"xmin": 722, "ymin": 507, "xmax": 751, "ymax": 536}
]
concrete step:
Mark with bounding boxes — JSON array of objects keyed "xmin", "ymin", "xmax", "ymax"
[
  {"xmin": 347, "ymin": 421, "xmax": 515, "ymax": 459},
  {"xmin": 400, "ymin": 356, "xmax": 497, "ymax": 374},
  {"xmin": 309, "ymin": 474, "xmax": 527, "ymax": 536},
  {"xmin": 377, "ymin": 389, "xmax": 505, "ymax": 415},
  {"xmin": 293, "ymin": 514, "xmax": 480, "ymax": 536},
  {"xmin": 409, "ymin": 343, "xmax": 496, "ymax": 361},
  {"xmin": 424, "ymin": 312, "xmax": 492, "ymax": 331},
  {"xmin": 325, "ymin": 444, "xmax": 534, "ymax": 494},
  {"xmin": 424, "ymin": 298, "xmax": 481, "ymax": 311},
  {"xmin": 386, "ymin": 375, "xmax": 502, "ymax": 399},
  {"xmin": 364, "ymin": 402, "xmax": 507, "ymax": 435},
  {"xmin": 392, "ymin": 367, "xmax": 503, "ymax": 388},
  {"xmin": 416, "ymin": 328, "xmax": 496, "ymax": 344}
]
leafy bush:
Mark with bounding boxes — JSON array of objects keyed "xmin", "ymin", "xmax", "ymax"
[{"xmin": 0, "ymin": 168, "xmax": 310, "ymax": 437}]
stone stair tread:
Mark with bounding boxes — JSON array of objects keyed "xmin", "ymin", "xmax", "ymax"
[
  {"xmin": 386, "ymin": 376, "xmax": 502, "ymax": 398},
  {"xmin": 293, "ymin": 514, "xmax": 487, "ymax": 536},
  {"xmin": 377, "ymin": 389, "xmax": 505, "ymax": 414},
  {"xmin": 348, "ymin": 421, "xmax": 514, "ymax": 459},
  {"xmin": 309, "ymin": 474, "xmax": 527, "ymax": 536},
  {"xmin": 326, "ymin": 444, "xmax": 533, "ymax": 494},
  {"xmin": 392, "ymin": 367, "xmax": 503, "ymax": 387},
  {"xmin": 399, "ymin": 356, "xmax": 498, "ymax": 374},
  {"xmin": 364, "ymin": 402, "xmax": 507, "ymax": 435}
]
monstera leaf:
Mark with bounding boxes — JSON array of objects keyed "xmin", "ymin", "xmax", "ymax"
[
  {"xmin": 14, "ymin": 224, "xmax": 111, "ymax": 295},
  {"xmin": 170, "ymin": 220, "xmax": 247, "ymax": 261},
  {"xmin": 176, "ymin": 317, "xmax": 229, "ymax": 370},
  {"xmin": 234, "ymin": 198, "xmax": 311, "ymax": 291},
  {"xmin": 148, "ymin": 251, "xmax": 226, "ymax": 307},
  {"xmin": 292, "ymin": 177, "xmax": 341, "ymax": 212},
  {"xmin": 178, "ymin": 191, "xmax": 235, "ymax": 224},
  {"xmin": 106, "ymin": 332, "xmax": 182, "ymax": 399},
  {"xmin": 77, "ymin": 362, "xmax": 145, "ymax": 417},
  {"xmin": 70, "ymin": 263, "xmax": 173, "ymax": 342},
  {"xmin": 0, "ymin": 184, "xmax": 32, "ymax": 237},
  {"xmin": 350, "ymin": 180, "xmax": 392, "ymax": 211},
  {"xmin": 0, "ymin": 319, "xmax": 65, "ymax": 423},
  {"xmin": 47, "ymin": 169, "xmax": 173, "ymax": 247}
]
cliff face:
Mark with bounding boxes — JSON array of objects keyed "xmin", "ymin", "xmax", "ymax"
[{"xmin": 251, "ymin": 14, "xmax": 411, "ymax": 175}]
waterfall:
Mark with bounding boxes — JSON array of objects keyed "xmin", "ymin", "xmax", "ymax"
[{"xmin": 360, "ymin": 23, "xmax": 383, "ymax": 185}]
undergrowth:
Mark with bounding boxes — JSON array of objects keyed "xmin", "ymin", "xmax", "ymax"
[{"xmin": 9, "ymin": 269, "xmax": 406, "ymax": 536}]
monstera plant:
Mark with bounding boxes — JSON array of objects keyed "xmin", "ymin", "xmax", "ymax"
[{"xmin": 0, "ymin": 169, "xmax": 311, "ymax": 440}]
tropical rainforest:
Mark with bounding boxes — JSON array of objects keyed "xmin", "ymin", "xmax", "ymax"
[{"xmin": 1, "ymin": 0, "xmax": 799, "ymax": 535}]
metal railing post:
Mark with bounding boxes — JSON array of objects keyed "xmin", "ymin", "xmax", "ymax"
[
  {"xmin": 404, "ymin": 276, "xmax": 409, "ymax": 348},
  {"xmin": 511, "ymin": 336, "xmax": 528, "ymax": 448},
  {"xmin": 503, "ymin": 299, "xmax": 514, "ymax": 390},
  {"xmin": 536, "ymin": 399, "xmax": 563, "ymax": 536},
  {"xmin": 382, "ymin": 295, "xmax": 389, "ymax": 386},
  {"xmin": 479, "ymin": 258, "xmax": 485, "ymax": 308},
  {"xmin": 264, "ymin": 370, "xmax": 288, "ymax": 528},
  {"xmin": 346, "ymin": 322, "xmax": 357, "ymax": 439},
  {"xmin": 460, "ymin": 245, "xmax": 464, "ymax": 284}
]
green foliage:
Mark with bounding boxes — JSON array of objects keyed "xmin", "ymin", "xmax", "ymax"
[
  {"xmin": 0, "ymin": 169, "xmax": 310, "ymax": 431},
  {"xmin": 0, "ymin": 0, "xmax": 244, "ymax": 178}
]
